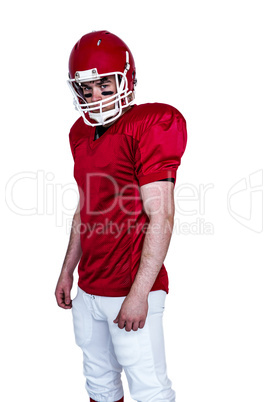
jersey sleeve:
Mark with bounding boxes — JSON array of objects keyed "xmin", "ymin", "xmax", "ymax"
[{"xmin": 134, "ymin": 110, "xmax": 187, "ymax": 186}]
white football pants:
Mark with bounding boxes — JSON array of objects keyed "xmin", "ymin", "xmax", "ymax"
[{"xmin": 72, "ymin": 286, "xmax": 176, "ymax": 402}]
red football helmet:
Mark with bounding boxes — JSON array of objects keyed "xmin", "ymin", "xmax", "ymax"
[{"xmin": 67, "ymin": 30, "xmax": 137, "ymax": 126}]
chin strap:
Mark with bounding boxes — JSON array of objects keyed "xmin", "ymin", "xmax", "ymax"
[{"xmin": 88, "ymin": 102, "xmax": 120, "ymax": 125}]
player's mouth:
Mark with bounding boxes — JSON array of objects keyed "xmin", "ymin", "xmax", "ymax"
[{"xmin": 90, "ymin": 105, "xmax": 113, "ymax": 113}]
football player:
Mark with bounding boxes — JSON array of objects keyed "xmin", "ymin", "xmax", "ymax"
[{"xmin": 55, "ymin": 30, "xmax": 187, "ymax": 402}]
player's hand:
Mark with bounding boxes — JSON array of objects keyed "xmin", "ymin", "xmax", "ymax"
[
  {"xmin": 55, "ymin": 272, "xmax": 73, "ymax": 309},
  {"xmin": 113, "ymin": 293, "xmax": 148, "ymax": 331}
]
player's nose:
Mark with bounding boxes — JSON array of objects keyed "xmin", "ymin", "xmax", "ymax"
[{"xmin": 91, "ymin": 88, "xmax": 102, "ymax": 103}]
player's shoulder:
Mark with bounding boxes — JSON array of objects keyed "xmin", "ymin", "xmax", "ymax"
[
  {"xmin": 120, "ymin": 102, "xmax": 185, "ymax": 140},
  {"xmin": 129, "ymin": 102, "xmax": 184, "ymax": 123},
  {"xmin": 69, "ymin": 116, "xmax": 92, "ymax": 142}
]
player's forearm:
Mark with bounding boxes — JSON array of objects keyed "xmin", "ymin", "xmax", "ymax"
[
  {"xmin": 129, "ymin": 214, "xmax": 174, "ymax": 299},
  {"xmin": 60, "ymin": 206, "xmax": 82, "ymax": 276}
]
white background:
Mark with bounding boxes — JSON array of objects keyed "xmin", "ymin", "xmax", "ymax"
[{"xmin": 1, "ymin": 0, "xmax": 267, "ymax": 401}]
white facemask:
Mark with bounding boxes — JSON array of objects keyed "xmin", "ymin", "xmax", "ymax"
[{"xmin": 67, "ymin": 54, "xmax": 135, "ymax": 127}]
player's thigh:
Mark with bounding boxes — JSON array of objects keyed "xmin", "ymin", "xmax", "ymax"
[
  {"xmin": 72, "ymin": 287, "xmax": 122, "ymax": 375},
  {"xmin": 106, "ymin": 290, "xmax": 167, "ymax": 367},
  {"xmin": 106, "ymin": 291, "xmax": 175, "ymax": 400},
  {"xmin": 72, "ymin": 287, "xmax": 94, "ymax": 347}
]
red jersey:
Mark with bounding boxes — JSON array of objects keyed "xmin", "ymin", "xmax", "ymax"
[{"xmin": 69, "ymin": 103, "xmax": 187, "ymax": 296}]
